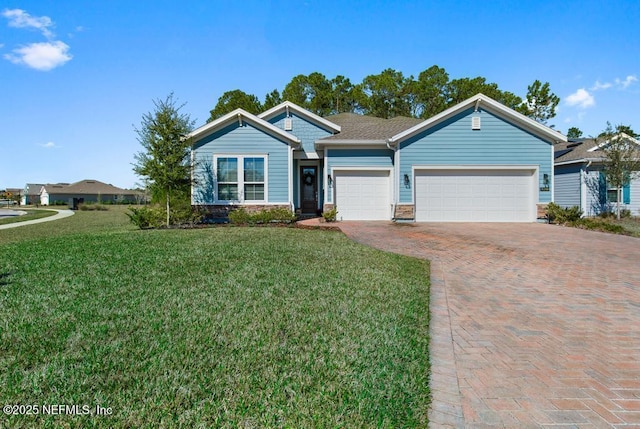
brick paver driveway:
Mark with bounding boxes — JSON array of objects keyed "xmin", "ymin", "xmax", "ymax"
[{"xmin": 337, "ymin": 221, "xmax": 640, "ymax": 428}]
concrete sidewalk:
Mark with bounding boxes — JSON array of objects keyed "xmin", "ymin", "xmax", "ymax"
[{"xmin": 0, "ymin": 209, "xmax": 74, "ymax": 230}]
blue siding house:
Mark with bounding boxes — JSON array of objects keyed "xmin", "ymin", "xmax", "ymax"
[
  {"xmin": 188, "ymin": 94, "xmax": 566, "ymax": 222},
  {"xmin": 554, "ymin": 134, "xmax": 640, "ymax": 216}
]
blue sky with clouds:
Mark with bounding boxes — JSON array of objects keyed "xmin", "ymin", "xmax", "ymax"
[{"xmin": 1, "ymin": 0, "xmax": 638, "ymax": 189}]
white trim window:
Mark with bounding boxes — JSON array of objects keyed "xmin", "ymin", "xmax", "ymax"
[
  {"xmin": 214, "ymin": 155, "xmax": 267, "ymax": 203},
  {"xmin": 606, "ymin": 182, "xmax": 621, "ymax": 203}
]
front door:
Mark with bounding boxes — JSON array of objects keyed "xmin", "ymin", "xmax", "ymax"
[{"xmin": 300, "ymin": 166, "xmax": 318, "ymax": 214}]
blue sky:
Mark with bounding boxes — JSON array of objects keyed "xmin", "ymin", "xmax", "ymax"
[{"xmin": 1, "ymin": 0, "xmax": 638, "ymax": 189}]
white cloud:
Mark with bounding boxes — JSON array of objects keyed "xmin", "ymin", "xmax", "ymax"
[
  {"xmin": 616, "ymin": 75, "xmax": 638, "ymax": 89},
  {"xmin": 4, "ymin": 41, "xmax": 72, "ymax": 70},
  {"xmin": 590, "ymin": 80, "xmax": 612, "ymax": 91},
  {"xmin": 39, "ymin": 141, "xmax": 57, "ymax": 148},
  {"xmin": 589, "ymin": 75, "xmax": 637, "ymax": 92},
  {"xmin": 2, "ymin": 8, "xmax": 54, "ymax": 39},
  {"xmin": 565, "ymin": 88, "xmax": 595, "ymax": 109}
]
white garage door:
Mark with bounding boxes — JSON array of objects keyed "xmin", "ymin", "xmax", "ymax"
[
  {"xmin": 415, "ymin": 169, "xmax": 534, "ymax": 222},
  {"xmin": 334, "ymin": 170, "xmax": 390, "ymax": 220}
]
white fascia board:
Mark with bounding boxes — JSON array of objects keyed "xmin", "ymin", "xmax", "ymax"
[
  {"xmin": 314, "ymin": 139, "xmax": 387, "ymax": 148},
  {"xmin": 554, "ymin": 158, "xmax": 603, "ymax": 166},
  {"xmin": 332, "ymin": 166, "xmax": 392, "ymax": 171},
  {"xmin": 186, "ymin": 108, "xmax": 301, "ymax": 146},
  {"xmin": 388, "ymin": 93, "xmax": 567, "ymax": 146},
  {"xmin": 258, "ymin": 101, "xmax": 341, "ymax": 133},
  {"xmin": 412, "ymin": 164, "xmax": 539, "ymax": 171}
]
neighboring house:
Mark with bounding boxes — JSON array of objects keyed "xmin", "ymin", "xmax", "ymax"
[
  {"xmin": 4, "ymin": 188, "xmax": 22, "ymax": 204},
  {"xmin": 188, "ymin": 93, "xmax": 566, "ymax": 222},
  {"xmin": 554, "ymin": 134, "xmax": 640, "ymax": 216},
  {"xmin": 39, "ymin": 179, "xmax": 140, "ymax": 205},
  {"xmin": 22, "ymin": 183, "xmax": 46, "ymax": 205}
]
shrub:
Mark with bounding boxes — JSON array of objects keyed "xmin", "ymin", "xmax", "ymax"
[
  {"xmin": 266, "ymin": 207, "xmax": 297, "ymax": 223},
  {"xmin": 598, "ymin": 208, "xmax": 632, "ymax": 219},
  {"xmin": 228, "ymin": 207, "xmax": 296, "ymax": 225},
  {"xmin": 126, "ymin": 206, "xmax": 165, "ymax": 229},
  {"xmin": 228, "ymin": 207, "xmax": 251, "ymax": 225},
  {"xmin": 79, "ymin": 203, "xmax": 108, "ymax": 211},
  {"xmin": 322, "ymin": 206, "xmax": 338, "ymax": 222},
  {"xmin": 546, "ymin": 203, "xmax": 582, "ymax": 224},
  {"xmin": 170, "ymin": 203, "xmax": 203, "ymax": 226},
  {"xmin": 575, "ymin": 218, "xmax": 625, "ymax": 234},
  {"xmin": 598, "ymin": 210, "xmax": 615, "ymax": 219}
]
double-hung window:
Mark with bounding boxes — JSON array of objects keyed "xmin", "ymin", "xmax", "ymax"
[
  {"xmin": 243, "ymin": 157, "xmax": 265, "ymax": 201},
  {"xmin": 607, "ymin": 185, "xmax": 621, "ymax": 203},
  {"xmin": 216, "ymin": 157, "xmax": 238, "ymax": 201},
  {"xmin": 215, "ymin": 155, "xmax": 266, "ymax": 202}
]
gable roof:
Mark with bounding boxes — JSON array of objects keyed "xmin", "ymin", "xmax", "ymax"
[
  {"xmin": 315, "ymin": 113, "xmax": 422, "ymax": 146},
  {"xmin": 186, "ymin": 108, "xmax": 301, "ymax": 146},
  {"xmin": 258, "ymin": 101, "xmax": 341, "ymax": 133},
  {"xmin": 555, "ymin": 133, "xmax": 640, "ymax": 165},
  {"xmin": 388, "ymin": 93, "xmax": 567, "ymax": 146},
  {"xmin": 25, "ymin": 183, "xmax": 45, "ymax": 196},
  {"xmin": 42, "ymin": 180, "xmax": 133, "ymax": 195}
]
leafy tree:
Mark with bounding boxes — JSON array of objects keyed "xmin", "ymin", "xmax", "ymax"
[
  {"xmin": 445, "ymin": 77, "xmax": 523, "ymax": 110},
  {"xmin": 282, "ymin": 74, "xmax": 309, "ymax": 107},
  {"xmin": 517, "ymin": 80, "xmax": 559, "ymax": 124},
  {"xmin": 208, "ymin": 89, "xmax": 262, "ymax": 121},
  {"xmin": 262, "ymin": 89, "xmax": 282, "ymax": 111},
  {"xmin": 598, "ymin": 122, "xmax": 640, "ymax": 219},
  {"xmin": 205, "ymin": 67, "xmax": 559, "ymax": 125},
  {"xmin": 133, "ymin": 93, "xmax": 195, "ymax": 227},
  {"xmin": 614, "ymin": 124, "xmax": 638, "ymax": 138},
  {"xmin": 567, "ymin": 127, "xmax": 583, "ymax": 139},
  {"xmin": 412, "ymin": 65, "xmax": 449, "ymax": 118},
  {"xmin": 282, "ymin": 72, "xmax": 334, "ymax": 116},
  {"xmin": 306, "ymin": 72, "xmax": 334, "ymax": 115},
  {"xmin": 330, "ymin": 75, "xmax": 360, "ymax": 114},
  {"xmin": 359, "ymin": 68, "xmax": 412, "ymax": 118},
  {"xmin": 497, "ymin": 91, "xmax": 526, "ymax": 111}
]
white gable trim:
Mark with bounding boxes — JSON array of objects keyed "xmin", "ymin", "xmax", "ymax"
[
  {"xmin": 388, "ymin": 93, "xmax": 567, "ymax": 146},
  {"xmin": 258, "ymin": 101, "xmax": 341, "ymax": 133},
  {"xmin": 587, "ymin": 133, "xmax": 640, "ymax": 152},
  {"xmin": 186, "ymin": 108, "xmax": 301, "ymax": 146}
]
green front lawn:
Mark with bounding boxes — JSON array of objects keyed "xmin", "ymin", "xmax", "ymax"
[
  {"xmin": 0, "ymin": 208, "xmax": 431, "ymax": 428},
  {"xmin": 0, "ymin": 209, "xmax": 57, "ymax": 226}
]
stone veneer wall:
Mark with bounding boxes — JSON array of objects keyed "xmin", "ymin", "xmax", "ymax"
[
  {"xmin": 394, "ymin": 204, "xmax": 415, "ymax": 220},
  {"xmin": 537, "ymin": 203, "xmax": 548, "ymax": 219}
]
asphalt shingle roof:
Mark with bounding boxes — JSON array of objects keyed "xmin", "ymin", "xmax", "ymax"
[
  {"xmin": 555, "ymin": 132, "xmax": 640, "ymax": 164},
  {"xmin": 43, "ymin": 180, "xmax": 132, "ymax": 194},
  {"xmin": 322, "ymin": 113, "xmax": 422, "ymax": 141},
  {"xmin": 554, "ymin": 139, "xmax": 594, "ymax": 163}
]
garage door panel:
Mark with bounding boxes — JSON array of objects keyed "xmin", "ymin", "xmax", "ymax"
[
  {"xmin": 415, "ymin": 169, "xmax": 534, "ymax": 222},
  {"xmin": 334, "ymin": 171, "xmax": 390, "ymax": 220}
]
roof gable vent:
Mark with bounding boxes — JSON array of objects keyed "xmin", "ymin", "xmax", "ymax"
[
  {"xmin": 284, "ymin": 118, "xmax": 293, "ymax": 131},
  {"xmin": 471, "ymin": 116, "xmax": 481, "ymax": 130}
]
